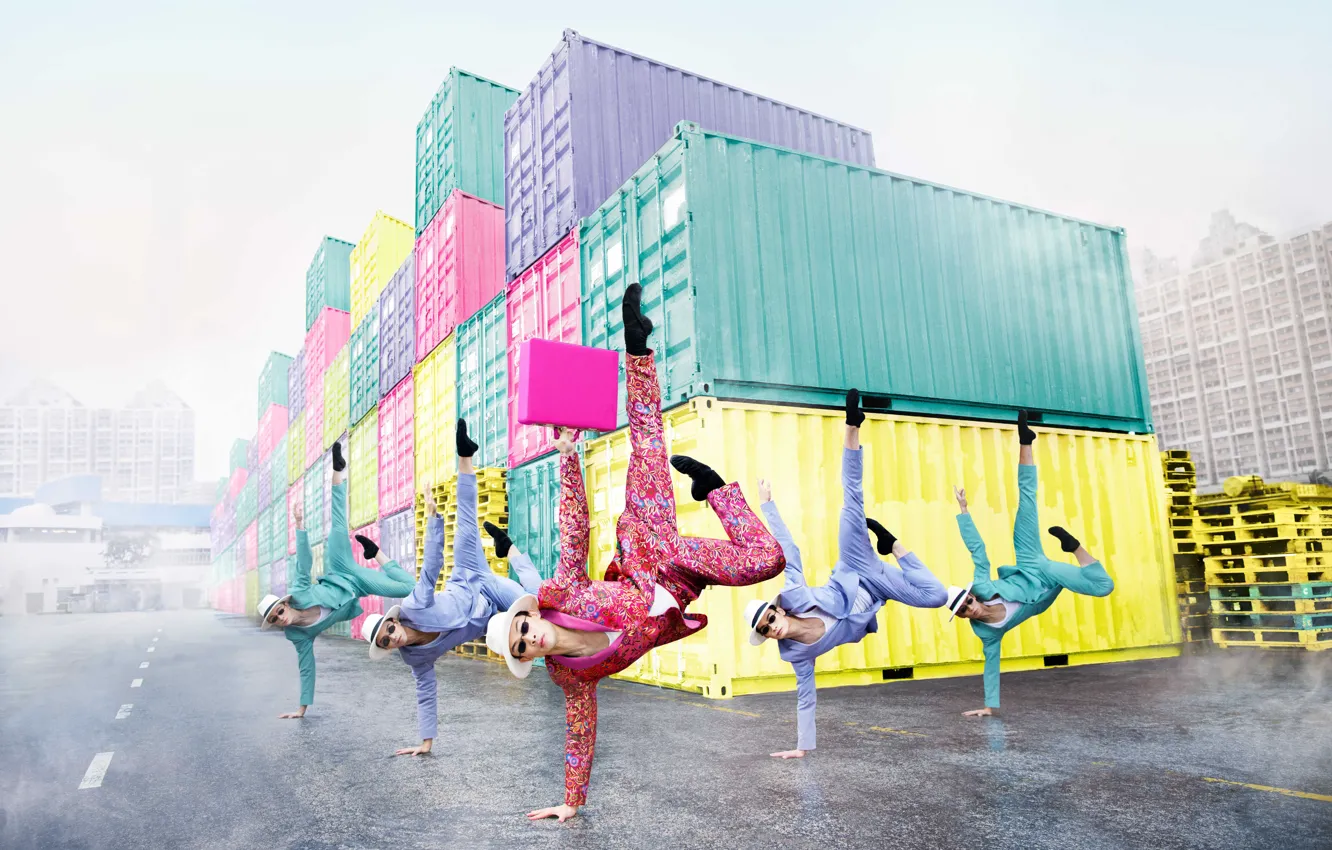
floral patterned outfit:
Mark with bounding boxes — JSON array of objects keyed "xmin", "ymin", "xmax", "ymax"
[{"xmin": 538, "ymin": 352, "xmax": 785, "ymax": 807}]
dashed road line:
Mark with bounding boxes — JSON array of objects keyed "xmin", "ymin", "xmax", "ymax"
[
  {"xmin": 131, "ymin": 679, "xmax": 143, "ymax": 688},
  {"xmin": 140, "ymin": 662, "xmax": 149, "ymax": 669},
  {"xmin": 78, "ymin": 753, "xmax": 114, "ymax": 789},
  {"xmin": 152, "ymin": 637, "xmax": 159, "ymax": 643},
  {"xmin": 147, "ymin": 647, "xmax": 155, "ymax": 653},
  {"xmin": 1202, "ymin": 776, "xmax": 1332, "ymax": 804},
  {"xmin": 115, "ymin": 704, "xmax": 133, "ymax": 720}
]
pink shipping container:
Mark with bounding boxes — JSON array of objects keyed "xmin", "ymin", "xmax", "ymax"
[
  {"xmin": 304, "ymin": 382, "xmax": 325, "ymax": 470},
  {"xmin": 227, "ymin": 468, "xmax": 248, "ymax": 501},
  {"xmin": 414, "ymin": 190, "xmax": 505, "ymax": 363},
  {"xmin": 378, "ymin": 375, "xmax": 415, "ymax": 516},
  {"xmin": 506, "ymin": 229, "xmax": 581, "ymax": 466},
  {"xmin": 347, "ymin": 522, "xmax": 382, "ymax": 640},
  {"xmin": 305, "ymin": 308, "xmax": 352, "ymax": 392},
  {"xmin": 287, "ymin": 481, "xmax": 301, "ymax": 556},
  {"xmin": 257, "ymin": 404, "xmax": 289, "ymax": 464},
  {"xmin": 244, "ymin": 522, "xmax": 258, "ymax": 571}
]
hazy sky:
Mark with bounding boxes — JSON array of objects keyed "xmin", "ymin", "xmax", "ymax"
[{"xmin": 2, "ymin": 0, "xmax": 1329, "ymax": 480}]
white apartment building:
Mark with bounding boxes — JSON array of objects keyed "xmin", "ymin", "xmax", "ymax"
[
  {"xmin": 1137, "ymin": 211, "xmax": 1332, "ymax": 488},
  {"xmin": 0, "ymin": 381, "xmax": 196, "ymax": 502}
]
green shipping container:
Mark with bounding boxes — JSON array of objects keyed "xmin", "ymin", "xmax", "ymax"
[
  {"xmin": 581, "ymin": 123, "xmax": 1150, "ymax": 433},
  {"xmin": 230, "ymin": 439, "xmax": 250, "ymax": 474},
  {"xmin": 257, "ymin": 352, "xmax": 293, "ymax": 418},
  {"xmin": 455, "ymin": 294, "xmax": 508, "ymax": 468},
  {"xmin": 506, "ymin": 452, "xmax": 570, "ymax": 582},
  {"xmin": 415, "ymin": 68, "xmax": 518, "ymax": 228},
  {"xmin": 237, "ymin": 479, "xmax": 257, "ymax": 529},
  {"xmin": 258, "ymin": 507, "xmax": 273, "ymax": 565},
  {"xmin": 350, "ymin": 304, "xmax": 380, "ymax": 427},
  {"xmin": 286, "ymin": 553, "xmax": 298, "ymax": 589},
  {"xmin": 306, "ymin": 237, "xmax": 355, "ymax": 331}
]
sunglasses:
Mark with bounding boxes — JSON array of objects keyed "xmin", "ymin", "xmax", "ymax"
[
  {"xmin": 756, "ymin": 609, "xmax": 778, "ymax": 637},
  {"xmin": 375, "ymin": 621, "xmax": 398, "ymax": 649},
  {"xmin": 513, "ymin": 612, "xmax": 533, "ymax": 658},
  {"xmin": 267, "ymin": 605, "xmax": 285, "ymax": 625},
  {"xmin": 955, "ymin": 595, "xmax": 978, "ymax": 614}
]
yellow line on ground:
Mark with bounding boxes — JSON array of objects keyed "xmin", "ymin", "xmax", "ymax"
[
  {"xmin": 867, "ymin": 726, "xmax": 927, "ymax": 738},
  {"xmin": 1202, "ymin": 777, "xmax": 1332, "ymax": 803},
  {"xmin": 601, "ymin": 684, "xmax": 761, "ymax": 718}
]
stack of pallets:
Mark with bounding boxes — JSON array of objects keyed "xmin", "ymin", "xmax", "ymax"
[
  {"xmin": 1163, "ymin": 451, "xmax": 1208, "ymax": 642},
  {"xmin": 1195, "ymin": 476, "xmax": 1332, "ymax": 651}
]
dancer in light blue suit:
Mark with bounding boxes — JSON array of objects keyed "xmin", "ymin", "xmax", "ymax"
[
  {"xmin": 946, "ymin": 410, "xmax": 1115, "ymax": 717},
  {"xmin": 745, "ymin": 390, "xmax": 947, "ymax": 759},
  {"xmin": 360, "ymin": 420, "xmax": 541, "ymax": 755}
]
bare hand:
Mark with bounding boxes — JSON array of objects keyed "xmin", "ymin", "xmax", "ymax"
[
  {"xmin": 292, "ymin": 502, "xmax": 304, "ymax": 529},
  {"xmin": 954, "ymin": 486, "xmax": 968, "ymax": 513},
  {"xmin": 527, "ymin": 804, "xmax": 578, "ymax": 822},
  {"xmin": 423, "ymin": 482, "xmax": 436, "ymax": 517},
  {"xmin": 278, "ymin": 710, "xmax": 306, "ymax": 719},
  {"xmin": 554, "ymin": 428, "xmax": 578, "ymax": 456},
  {"xmin": 770, "ymin": 749, "xmax": 805, "ymax": 759},
  {"xmin": 394, "ymin": 743, "xmax": 432, "ymax": 756},
  {"xmin": 757, "ymin": 478, "xmax": 773, "ymax": 504},
  {"xmin": 963, "ymin": 707, "xmax": 994, "ymax": 717}
]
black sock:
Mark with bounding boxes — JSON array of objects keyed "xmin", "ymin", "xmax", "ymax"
[
  {"xmin": 865, "ymin": 518, "xmax": 896, "ymax": 555},
  {"xmin": 1018, "ymin": 410, "xmax": 1036, "ymax": 446},
  {"xmin": 484, "ymin": 522, "xmax": 513, "ymax": 559},
  {"xmin": 332, "ymin": 441, "xmax": 346, "ymax": 471},
  {"xmin": 1048, "ymin": 526, "xmax": 1080, "ymax": 554},
  {"xmin": 670, "ymin": 455, "xmax": 725, "ymax": 501},
  {"xmin": 457, "ymin": 419, "xmax": 478, "ymax": 459},
  {"xmin": 622, "ymin": 282, "xmax": 654, "ymax": 357},
  {"xmin": 846, "ymin": 388, "xmax": 865, "ymax": 428},
  {"xmin": 355, "ymin": 534, "xmax": 379, "ymax": 560}
]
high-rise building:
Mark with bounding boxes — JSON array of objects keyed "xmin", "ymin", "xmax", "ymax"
[
  {"xmin": 1137, "ymin": 211, "xmax": 1332, "ymax": 488},
  {"xmin": 0, "ymin": 381, "xmax": 197, "ymax": 502}
]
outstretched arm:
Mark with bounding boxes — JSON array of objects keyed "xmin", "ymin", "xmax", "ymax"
[
  {"xmin": 528, "ymin": 679, "xmax": 596, "ymax": 823},
  {"xmin": 758, "ymin": 481, "xmax": 807, "ymax": 593},
  {"xmin": 552, "ymin": 437, "xmax": 590, "ymax": 590},
  {"xmin": 964, "ymin": 634, "xmax": 1003, "ymax": 717},
  {"xmin": 410, "ymin": 485, "xmax": 445, "ymax": 608},
  {"xmin": 279, "ymin": 636, "xmax": 314, "ymax": 719},
  {"xmin": 955, "ymin": 486, "xmax": 994, "ymax": 588},
  {"xmin": 773, "ymin": 659, "xmax": 817, "ymax": 758},
  {"xmin": 394, "ymin": 663, "xmax": 436, "ymax": 756},
  {"xmin": 291, "ymin": 503, "xmax": 313, "ymax": 594}
]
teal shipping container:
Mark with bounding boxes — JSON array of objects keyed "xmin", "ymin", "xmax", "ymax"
[
  {"xmin": 286, "ymin": 553, "xmax": 298, "ymax": 589},
  {"xmin": 236, "ymin": 479, "xmax": 257, "ymax": 529},
  {"xmin": 258, "ymin": 507, "xmax": 274, "ymax": 565},
  {"xmin": 455, "ymin": 294, "xmax": 507, "ymax": 468},
  {"xmin": 269, "ymin": 500, "xmax": 288, "ymax": 569},
  {"xmin": 229, "ymin": 439, "xmax": 250, "ymax": 474},
  {"xmin": 257, "ymin": 352, "xmax": 293, "ymax": 418},
  {"xmin": 350, "ymin": 304, "xmax": 380, "ymax": 427},
  {"xmin": 306, "ymin": 237, "xmax": 355, "ymax": 331},
  {"xmin": 581, "ymin": 123, "xmax": 1150, "ymax": 433},
  {"xmin": 506, "ymin": 452, "xmax": 569, "ymax": 582},
  {"xmin": 415, "ymin": 68, "xmax": 518, "ymax": 229}
]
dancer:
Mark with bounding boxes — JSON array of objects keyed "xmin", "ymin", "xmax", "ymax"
[
  {"xmin": 358, "ymin": 419, "xmax": 542, "ymax": 755},
  {"xmin": 255, "ymin": 441, "xmax": 416, "ymax": 718},
  {"xmin": 484, "ymin": 283, "xmax": 786, "ymax": 823},
  {"xmin": 745, "ymin": 389, "xmax": 947, "ymax": 758},
  {"xmin": 947, "ymin": 410, "xmax": 1115, "ymax": 716}
]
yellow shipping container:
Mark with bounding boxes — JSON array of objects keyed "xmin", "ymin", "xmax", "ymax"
[
  {"xmin": 413, "ymin": 334, "xmax": 457, "ymax": 493},
  {"xmin": 287, "ymin": 410, "xmax": 306, "ymax": 486},
  {"xmin": 350, "ymin": 408, "xmax": 379, "ymax": 529},
  {"xmin": 244, "ymin": 570, "xmax": 260, "ymax": 620},
  {"xmin": 581, "ymin": 398, "xmax": 1180, "ymax": 698},
  {"xmin": 350, "ymin": 210, "xmax": 414, "ymax": 329},
  {"xmin": 310, "ymin": 543, "xmax": 326, "ymax": 581},
  {"xmin": 323, "ymin": 346, "xmax": 350, "ymax": 450}
]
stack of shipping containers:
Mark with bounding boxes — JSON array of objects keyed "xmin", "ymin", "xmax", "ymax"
[{"xmin": 210, "ymin": 29, "xmax": 1179, "ymax": 701}]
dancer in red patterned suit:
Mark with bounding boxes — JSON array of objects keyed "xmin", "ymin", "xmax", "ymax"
[{"xmin": 486, "ymin": 283, "xmax": 786, "ymax": 823}]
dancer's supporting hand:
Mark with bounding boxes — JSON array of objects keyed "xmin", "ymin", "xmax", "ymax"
[
  {"xmin": 423, "ymin": 481, "xmax": 436, "ymax": 517},
  {"xmin": 278, "ymin": 707, "xmax": 307, "ymax": 719},
  {"xmin": 292, "ymin": 501, "xmax": 304, "ymax": 530},
  {"xmin": 963, "ymin": 707, "xmax": 995, "ymax": 718},
  {"xmin": 954, "ymin": 486, "xmax": 968, "ymax": 514},
  {"xmin": 771, "ymin": 749, "xmax": 805, "ymax": 759},
  {"xmin": 553, "ymin": 428, "xmax": 578, "ymax": 456},
  {"xmin": 757, "ymin": 478, "xmax": 773, "ymax": 504},
  {"xmin": 527, "ymin": 804, "xmax": 578, "ymax": 823},
  {"xmin": 394, "ymin": 740, "xmax": 433, "ymax": 757}
]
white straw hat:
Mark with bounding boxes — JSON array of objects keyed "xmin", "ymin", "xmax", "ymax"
[
  {"xmin": 257, "ymin": 594, "xmax": 292, "ymax": 629},
  {"xmin": 742, "ymin": 598, "xmax": 779, "ymax": 646},
  {"xmin": 361, "ymin": 605, "xmax": 402, "ymax": 660},
  {"xmin": 944, "ymin": 582, "xmax": 974, "ymax": 622},
  {"xmin": 485, "ymin": 594, "xmax": 539, "ymax": 679}
]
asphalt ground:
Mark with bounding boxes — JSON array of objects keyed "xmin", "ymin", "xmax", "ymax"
[{"xmin": 1, "ymin": 610, "xmax": 1328, "ymax": 849}]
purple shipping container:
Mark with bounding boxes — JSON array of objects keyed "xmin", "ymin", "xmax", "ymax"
[
  {"xmin": 379, "ymin": 253, "xmax": 415, "ymax": 397},
  {"xmin": 257, "ymin": 460, "xmax": 273, "ymax": 511},
  {"xmin": 288, "ymin": 349, "xmax": 306, "ymax": 416},
  {"xmin": 503, "ymin": 29, "xmax": 875, "ymax": 279},
  {"xmin": 246, "ymin": 438, "xmax": 258, "ymax": 472},
  {"xmin": 379, "ymin": 508, "xmax": 416, "ymax": 608}
]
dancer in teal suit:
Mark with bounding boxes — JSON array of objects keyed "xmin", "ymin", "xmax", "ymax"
[
  {"xmin": 946, "ymin": 410, "xmax": 1115, "ymax": 716},
  {"xmin": 256, "ymin": 441, "xmax": 416, "ymax": 718}
]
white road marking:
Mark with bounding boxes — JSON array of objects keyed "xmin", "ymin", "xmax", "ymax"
[
  {"xmin": 115, "ymin": 704, "xmax": 133, "ymax": 720},
  {"xmin": 152, "ymin": 637, "xmax": 159, "ymax": 643},
  {"xmin": 79, "ymin": 752, "xmax": 114, "ymax": 789},
  {"xmin": 147, "ymin": 647, "xmax": 155, "ymax": 653},
  {"xmin": 131, "ymin": 679, "xmax": 143, "ymax": 688},
  {"xmin": 140, "ymin": 662, "xmax": 149, "ymax": 669}
]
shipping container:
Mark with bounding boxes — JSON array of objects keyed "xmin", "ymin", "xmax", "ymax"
[
  {"xmin": 415, "ymin": 190, "xmax": 504, "ymax": 362},
  {"xmin": 379, "ymin": 254, "xmax": 415, "ymax": 397},
  {"xmin": 414, "ymin": 335, "xmax": 457, "ymax": 491},
  {"xmin": 304, "ymin": 381, "xmax": 324, "ymax": 471},
  {"xmin": 288, "ymin": 349, "xmax": 306, "ymax": 417},
  {"xmin": 323, "ymin": 346, "xmax": 349, "ymax": 450},
  {"xmin": 562, "ymin": 397, "xmax": 1178, "ymax": 697},
  {"xmin": 257, "ymin": 563, "xmax": 271, "ymax": 603},
  {"xmin": 351, "ymin": 211, "xmax": 414, "ymax": 330},
  {"xmin": 378, "ymin": 375, "xmax": 415, "ymax": 517},
  {"xmin": 305, "ymin": 308, "xmax": 352, "ymax": 388},
  {"xmin": 229, "ymin": 439, "xmax": 250, "ymax": 475},
  {"xmin": 304, "ymin": 462, "xmax": 327, "ymax": 546},
  {"xmin": 379, "ymin": 508, "xmax": 416, "ymax": 576},
  {"xmin": 247, "ymin": 438, "xmax": 258, "ymax": 472},
  {"xmin": 226, "ymin": 467, "xmax": 247, "ymax": 501},
  {"xmin": 236, "ymin": 478, "xmax": 257, "ymax": 529},
  {"xmin": 245, "ymin": 570, "xmax": 260, "ymax": 619},
  {"xmin": 258, "ymin": 508, "xmax": 273, "ymax": 565},
  {"xmin": 504, "ymin": 29, "xmax": 875, "ymax": 280},
  {"xmin": 269, "ymin": 500, "xmax": 287, "ymax": 568},
  {"xmin": 287, "ymin": 411, "xmax": 306, "ymax": 486},
  {"xmin": 456, "ymin": 294, "xmax": 507, "ymax": 468},
  {"xmin": 581, "ymin": 123, "xmax": 1151, "ymax": 433},
  {"xmin": 257, "ymin": 352, "xmax": 293, "ymax": 418},
  {"xmin": 505, "ymin": 451, "xmax": 568, "ymax": 582},
  {"xmin": 306, "ymin": 237, "xmax": 354, "ymax": 331},
  {"xmin": 257, "ymin": 457, "xmax": 273, "ymax": 514},
  {"xmin": 269, "ymin": 560, "xmax": 286, "ymax": 596},
  {"xmin": 506, "ymin": 229, "xmax": 581, "ymax": 466},
  {"xmin": 256, "ymin": 404, "xmax": 288, "ymax": 465},
  {"xmin": 350, "ymin": 409, "xmax": 379, "ymax": 529},
  {"xmin": 282, "ymin": 553, "xmax": 297, "ymax": 596},
  {"xmin": 415, "ymin": 67, "xmax": 518, "ymax": 228},
  {"xmin": 243, "ymin": 521, "xmax": 258, "ymax": 572},
  {"xmin": 310, "ymin": 543, "xmax": 325, "ymax": 581},
  {"xmin": 287, "ymin": 480, "xmax": 301, "ymax": 556},
  {"xmin": 350, "ymin": 303, "xmax": 380, "ymax": 427}
]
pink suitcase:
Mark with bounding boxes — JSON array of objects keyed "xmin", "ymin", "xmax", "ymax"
[{"xmin": 516, "ymin": 339, "xmax": 619, "ymax": 432}]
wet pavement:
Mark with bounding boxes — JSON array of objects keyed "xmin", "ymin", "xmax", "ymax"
[{"xmin": 2, "ymin": 610, "xmax": 1329, "ymax": 849}]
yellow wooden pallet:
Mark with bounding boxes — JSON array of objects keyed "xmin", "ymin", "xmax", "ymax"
[
  {"xmin": 1211, "ymin": 597, "xmax": 1332, "ymax": 615},
  {"xmin": 1204, "ymin": 553, "xmax": 1329, "ymax": 571},
  {"xmin": 1212, "ymin": 626, "xmax": 1332, "ymax": 650},
  {"xmin": 1206, "ymin": 564, "xmax": 1331, "ymax": 585},
  {"xmin": 1199, "ymin": 523, "xmax": 1332, "ymax": 544},
  {"xmin": 1202, "ymin": 538, "xmax": 1327, "ymax": 557}
]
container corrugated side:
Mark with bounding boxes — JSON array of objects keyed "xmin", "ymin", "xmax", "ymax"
[
  {"xmin": 349, "ymin": 409, "xmax": 379, "ymax": 529},
  {"xmin": 456, "ymin": 294, "xmax": 507, "ymax": 468},
  {"xmin": 350, "ymin": 212, "xmax": 414, "ymax": 330},
  {"xmin": 350, "ymin": 304, "xmax": 380, "ymax": 427},
  {"xmin": 378, "ymin": 374, "xmax": 415, "ymax": 517},
  {"xmin": 288, "ymin": 349, "xmax": 306, "ymax": 417},
  {"xmin": 506, "ymin": 452, "xmax": 568, "ymax": 582},
  {"xmin": 303, "ymin": 382, "xmax": 324, "ymax": 471},
  {"xmin": 415, "ymin": 190, "xmax": 505, "ymax": 362},
  {"xmin": 230, "ymin": 439, "xmax": 250, "ymax": 475},
  {"xmin": 378, "ymin": 254, "xmax": 415, "ymax": 398},
  {"xmin": 504, "ymin": 29, "xmax": 875, "ymax": 279},
  {"xmin": 574, "ymin": 398, "xmax": 1177, "ymax": 698},
  {"xmin": 257, "ymin": 352, "xmax": 293, "ymax": 419},
  {"xmin": 582, "ymin": 123, "xmax": 1151, "ymax": 434},
  {"xmin": 306, "ymin": 238, "xmax": 354, "ymax": 332},
  {"xmin": 287, "ymin": 411, "xmax": 306, "ymax": 486},
  {"xmin": 323, "ymin": 346, "xmax": 349, "ymax": 450},
  {"xmin": 413, "ymin": 335, "xmax": 457, "ymax": 494},
  {"xmin": 287, "ymin": 481, "xmax": 301, "ymax": 556}
]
